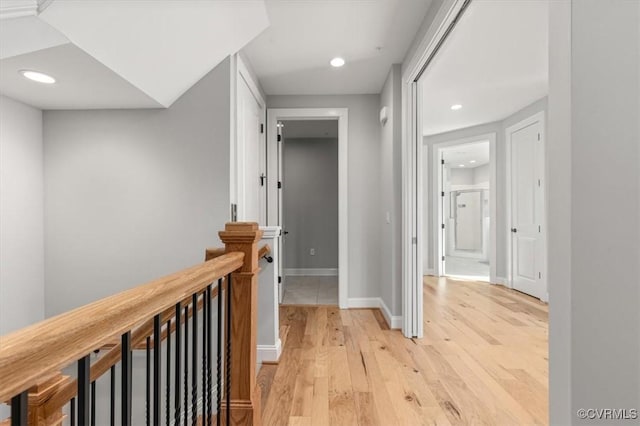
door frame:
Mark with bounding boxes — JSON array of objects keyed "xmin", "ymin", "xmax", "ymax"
[
  {"xmin": 401, "ymin": 0, "xmax": 469, "ymax": 338},
  {"xmin": 266, "ymin": 108, "xmax": 349, "ymax": 309},
  {"xmin": 432, "ymin": 133, "xmax": 497, "ymax": 283},
  {"xmin": 505, "ymin": 111, "xmax": 548, "ymax": 301}
]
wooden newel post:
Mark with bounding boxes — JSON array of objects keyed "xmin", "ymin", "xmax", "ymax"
[{"xmin": 218, "ymin": 222, "xmax": 263, "ymax": 426}]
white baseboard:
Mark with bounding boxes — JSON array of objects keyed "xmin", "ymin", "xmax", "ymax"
[
  {"xmin": 379, "ymin": 299, "xmax": 403, "ymax": 330},
  {"xmin": 424, "ymin": 268, "xmax": 435, "ymax": 276},
  {"xmin": 284, "ymin": 268, "xmax": 338, "ymax": 276},
  {"xmin": 348, "ymin": 297, "xmax": 402, "ymax": 329},
  {"xmin": 495, "ymin": 276, "xmax": 509, "ymax": 286},
  {"xmin": 257, "ymin": 339, "xmax": 282, "ymax": 364},
  {"xmin": 347, "ymin": 297, "xmax": 381, "ymax": 309}
]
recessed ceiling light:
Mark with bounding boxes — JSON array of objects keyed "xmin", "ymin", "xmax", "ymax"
[
  {"xmin": 20, "ymin": 70, "xmax": 56, "ymax": 84},
  {"xmin": 469, "ymin": 160, "xmax": 476, "ymax": 164},
  {"xmin": 459, "ymin": 164, "xmax": 465, "ymax": 167},
  {"xmin": 330, "ymin": 57, "xmax": 345, "ymax": 67},
  {"xmin": 450, "ymin": 104, "xmax": 462, "ymax": 111}
]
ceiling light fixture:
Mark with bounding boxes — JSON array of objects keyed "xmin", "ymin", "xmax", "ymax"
[
  {"xmin": 20, "ymin": 70, "xmax": 56, "ymax": 84},
  {"xmin": 450, "ymin": 104, "xmax": 462, "ymax": 111},
  {"xmin": 469, "ymin": 160, "xmax": 476, "ymax": 164},
  {"xmin": 459, "ymin": 164, "xmax": 465, "ymax": 167},
  {"xmin": 330, "ymin": 57, "xmax": 345, "ymax": 67}
]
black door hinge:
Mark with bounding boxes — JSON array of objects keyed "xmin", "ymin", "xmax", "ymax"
[
  {"xmin": 278, "ymin": 276, "xmax": 282, "ymax": 284},
  {"xmin": 260, "ymin": 173, "xmax": 266, "ymax": 187},
  {"xmin": 278, "ymin": 181, "xmax": 282, "ymax": 189},
  {"xmin": 441, "ymin": 191, "xmax": 445, "ymax": 197},
  {"xmin": 441, "ymin": 159, "xmax": 445, "ymax": 165},
  {"xmin": 442, "ymin": 255, "xmax": 445, "ymax": 261},
  {"xmin": 260, "ymin": 124, "xmax": 264, "ymax": 134},
  {"xmin": 441, "ymin": 223, "xmax": 445, "ymax": 229},
  {"xmin": 277, "ymin": 134, "xmax": 282, "ymax": 142}
]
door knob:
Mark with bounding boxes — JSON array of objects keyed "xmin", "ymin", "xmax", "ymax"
[
  {"xmin": 283, "ymin": 231, "xmax": 289, "ymax": 235},
  {"xmin": 511, "ymin": 228, "xmax": 518, "ymax": 233}
]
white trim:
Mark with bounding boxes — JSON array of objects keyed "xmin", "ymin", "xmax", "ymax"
[
  {"xmin": 495, "ymin": 276, "xmax": 509, "ymax": 286},
  {"xmin": 347, "ymin": 297, "xmax": 381, "ymax": 309},
  {"xmin": 505, "ymin": 111, "xmax": 547, "ymax": 299},
  {"xmin": 401, "ymin": 0, "xmax": 467, "ymax": 339},
  {"xmin": 267, "ymin": 108, "xmax": 349, "ymax": 310},
  {"xmin": 284, "ymin": 268, "xmax": 338, "ymax": 276},
  {"xmin": 379, "ymin": 299, "xmax": 403, "ymax": 329},
  {"xmin": 0, "ymin": 0, "xmax": 37, "ymax": 20},
  {"xmin": 257, "ymin": 339, "xmax": 282, "ymax": 364},
  {"xmin": 431, "ymin": 133, "xmax": 497, "ymax": 285}
]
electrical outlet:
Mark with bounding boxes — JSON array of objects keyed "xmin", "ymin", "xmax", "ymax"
[{"xmin": 310, "ymin": 248, "xmax": 315, "ymax": 256}]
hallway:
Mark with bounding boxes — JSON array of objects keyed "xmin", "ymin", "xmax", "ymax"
[{"xmin": 259, "ymin": 277, "xmax": 548, "ymax": 425}]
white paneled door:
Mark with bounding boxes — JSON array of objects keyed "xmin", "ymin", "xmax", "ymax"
[
  {"xmin": 238, "ymin": 74, "xmax": 264, "ymax": 224},
  {"xmin": 508, "ymin": 115, "xmax": 546, "ymax": 300}
]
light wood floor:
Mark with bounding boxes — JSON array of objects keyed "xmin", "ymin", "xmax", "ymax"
[{"xmin": 260, "ymin": 276, "xmax": 548, "ymax": 425}]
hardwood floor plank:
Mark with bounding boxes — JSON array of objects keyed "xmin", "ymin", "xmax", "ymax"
[{"xmin": 262, "ymin": 278, "xmax": 548, "ymax": 425}]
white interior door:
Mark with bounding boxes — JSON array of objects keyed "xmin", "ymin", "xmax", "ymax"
[
  {"xmin": 509, "ymin": 119, "xmax": 545, "ymax": 299},
  {"xmin": 238, "ymin": 76, "xmax": 263, "ymax": 223}
]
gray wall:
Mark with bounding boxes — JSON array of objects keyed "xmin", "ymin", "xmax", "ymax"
[
  {"xmin": 379, "ymin": 65, "xmax": 403, "ymax": 316},
  {"xmin": 570, "ymin": 0, "xmax": 639, "ymax": 422},
  {"xmin": 267, "ymin": 94, "xmax": 381, "ymax": 300},
  {"xmin": 283, "ymin": 137, "xmax": 338, "ymax": 269},
  {"xmin": 43, "ymin": 57, "xmax": 232, "ymax": 316},
  {"xmin": 423, "ymin": 97, "xmax": 548, "ymax": 279},
  {"xmin": 0, "ymin": 95, "xmax": 45, "ymax": 335}
]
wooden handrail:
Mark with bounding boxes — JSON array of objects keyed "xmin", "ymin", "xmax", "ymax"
[{"xmin": 0, "ymin": 251, "xmax": 244, "ymax": 403}]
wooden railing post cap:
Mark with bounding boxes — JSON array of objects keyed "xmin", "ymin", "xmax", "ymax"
[{"xmin": 219, "ymin": 222, "xmax": 263, "ymax": 242}]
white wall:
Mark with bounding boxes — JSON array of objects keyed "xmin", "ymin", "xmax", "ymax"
[
  {"xmin": 379, "ymin": 65, "xmax": 403, "ymax": 317},
  {"xmin": 267, "ymin": 94, "xmax": 381, "ymax": 301},
  {"xmin": 423, "ymin": 97, "xmax": 547, "ymax": 279},
  {"xmin": 43, "ymin": 58, "xmax": 232, "ymax": 316},
  {"xmin": 0, "ymin": 95, "xmax": 45, "ymax": 335},
  {"xmin": 570, "ymin": 0, "xmax": 639, "ymax": 421}
]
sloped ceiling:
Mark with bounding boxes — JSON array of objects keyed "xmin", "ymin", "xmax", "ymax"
[{"xmin": 0, "ymin": 0, "xmax": 269, "ymax": 109}]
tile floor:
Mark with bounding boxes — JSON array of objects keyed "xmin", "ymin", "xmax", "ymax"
[
  {"xmin": 281, "ymin": 275, "xmax": 338, "ymax": 305},
  {"xmin": 445, "ymin": 255, "xmax": 490, "ymax": 281}
]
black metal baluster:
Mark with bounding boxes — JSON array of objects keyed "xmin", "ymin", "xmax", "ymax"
[
  {"xmin": 207, "ymin": 284, "xmax": 213, "ymax": 426},
  {"xmin": 202, "ymin": 289, "xmax": 208, "ymax": 425},
  {"xmin": 122, "ymin": 331, "xmax": 132, "ymax": 426},
  {"xmin": 226, "ymin": 274, "xmax": 232, "ymax": 426},
  {"xmin": 91, "ymin": 381, "xmax": 96, "ymax": 426},
  {"xmin": 110, "ymin": 366, "xmax": 115, "ymax": 426},
  {"xmin": 216, "ymin": 279, "xmax": 223, "ymax": 426},
  {"xmin": 10, "ymin": 391, "xmax": 27, "ymax": 426},
  {"xmin": 192, "ymin": 293, "xmax": 198, "ymax": 426},
  {"xmin": 154, "ymin": 314, "xmax": 162, "ymax": 425},
  {"xmin": 184, "ymin": 304, "xmax": 189, "ymax": 426},
  {"xmin": 166, "ymin": 318, "xmax": 172, "ymax": 426},
  {"xmin": 175, "ymin": 303, "xmax": 182, "ymax": 426},
  {"xmin": 70, "ymin": 397, "xmax": 76, "ymax": 426},
  {"xmin": 146, "ymin": 336, "xmax": 151, "ymax": 426},
  {"xmin": 78, "ymin": 355, "xmax": 90, "ymax": 426}
]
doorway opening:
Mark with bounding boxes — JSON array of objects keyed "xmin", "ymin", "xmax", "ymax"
[
  {"xmin": 279, "ymin": 120, "xmax": 339, "ymax": 305},
  {"xmin": 435, "ymin": 138, "xmax": 494, "ymax": 282},
  {"xmin": 266, "ymin": 108, "xmax": 349, "ymax": 309}
]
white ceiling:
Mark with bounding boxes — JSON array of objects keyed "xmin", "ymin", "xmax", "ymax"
[
  {"xmin": 442, "ymin": 140, "xmax": 490, "ymax": 169},
  {"xmin": 422, "ymin": 0, "xmax": 549, "ymax": 136},
  {"xmin": 0, "ymin": 0, "xmax": 269, "ymax": 109},
  {"xmin": 282, "ymin": 120, "xmax": 338, "ymax": 139},
  {"xmin": 0, "ymin": 44, "xmax": 162, "ymax": 109},
  {"xmin": 242, "ymin": 0, "xmax": 433, "ymax": 95}
]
